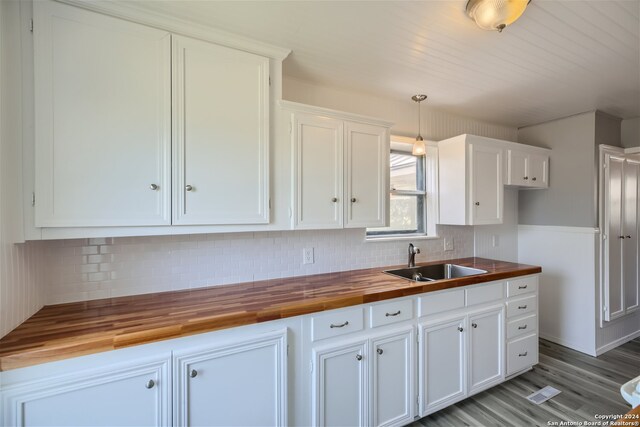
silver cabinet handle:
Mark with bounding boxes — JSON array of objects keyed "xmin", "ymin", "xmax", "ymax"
[
  {"xmin": 472, "ymin": 323, "xmax": 478, "ymax": 328},
  {"xmin": 518, "ymin": 325, "xmax": 528, "ymax": 330},
  {"xmin": 356, "ymin": 354, "xmax": 363, "ymax": 361},
  {"xmin": 330, "ymin": 321, "xmax": 349, "ymax": 328},
  {"xmin": 351, "ymin": 197, "xmax": 357, "ymax": 203},
  {"xmin": 458, "ymin": 326, "xmax": 464, "ymax": 332},
  {"xmin": 518, "ymin": 351, "xmax": 528, "ymax": 357},
  {"xmin": 185, "ymin": 185, "xmax": 193, "ymax": 192},
  {"xmin": 532, "ymin": 177, "xmax": 537, "ymax": 181},
  {"xmin": 145, "ymin": 379, "xmax": 155, "ymax": 389},
  {"xmin": 475, "ymin": 202, "xmax": 480, "ymax": 206},
  {"xmin": 385, "ymin": 310, "xmax": 401, "ymax": 317},
  {"xmin": 377, "ymin": 348, "xmax": 383, "ymax": 355},
  {"xmin": 189, "ymin": 369, "xmax": 198, "ymax": 378},
  {"xmin": 524, "ymin": 176, "xmax": 529, "ymax": 180},
  {"xmin": 149, "ymin": 184, "xmax": 159, "ymax": 191},
  {"xmin": 518, "ymin": 305, "xmax": 528, "ymax": 309},
  {"xmin": 518, "ymin": 285, "xmax": 528, "ymax": 289}
]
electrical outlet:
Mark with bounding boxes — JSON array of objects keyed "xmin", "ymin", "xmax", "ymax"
[
  {"xmin": 444, "ymin": 237, "xmax": 454, "ymax": 251},
  {"xmin": 303, "ymin": 248, "xmax": 314, "ymax": 264},
  {"xmin": 492, "ymin": 235, "xmax": 500, "ymax": 247}
]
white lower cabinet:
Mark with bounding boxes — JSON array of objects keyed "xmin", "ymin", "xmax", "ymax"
[
  {"xmin": 2, "ymin": 355, "xmax": 171, "ymax": 427},
  {"xmin": 419, "ymin": 305, "xmax": 504, "ymax": 416},
  {"xmin": 174, "ymin": 330, "xmax": 287, "ymax": 427},
  {"xmin": 312, "ymin": 327, "xmax": 414, "ymax": 427}
]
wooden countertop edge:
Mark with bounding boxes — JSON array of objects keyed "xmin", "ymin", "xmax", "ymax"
[{"xmin": 0, "ymin": 260, "xmax": 541, "ymax": 372}]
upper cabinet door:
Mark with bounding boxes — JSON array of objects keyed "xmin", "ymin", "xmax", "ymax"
[
  {"xmin": 293, "ymin": 114, "xmax": 344, "ymax": 229},
  {"xmin": 470, "ymin": 144, "xmax": 503, "ymax": 225},
  {"xmin": 172, "ymin": 35, "xmax": 270, "ymax": 225},
  {"xmin": 528, "ymin": 154, "xmax": 549, "ymax": 188},
  {"xmin": 507, "ymin": 150, "xmax": 528, "ymax": 186},
  {"xmin": 34, "ymin": 0, "xmax": 171, "ymax": 227},
  {"xmin": 344, "ymin": 122, "xmax": 388, "ymax": 228}
]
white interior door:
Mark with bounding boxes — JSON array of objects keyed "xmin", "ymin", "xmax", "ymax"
[
  {"xmin": 371, "ymin": 329, "xmax": 413, "ymax": 427},
  {"xmin": 605, "ymin": 155, "xmax": 625, "ymax": 321},
  {"xmin": 344, "ymin": 122, "xmax": 388, "ymax": 228},
  {"xmin": 507, "ymin": 150, "xmax": 528, "ymax": 186},
  {"xmin": 34, "ymin": 0, "xmax": 171, "ymax": 227},
  {"xmin": 529, "ymin": 154, "xmax": 549, "ymax": 188},
  {"xmin": 419, "ymin": 316, "xmax": 466, "ymax": 415},
  {"xmin": 313, "ymin": 339, "xmax": 367, "ymax": 427},
  {"xmin": 624, "ymin": 160, "xmax": 640, "ymax": 312},
  {"xmin": 293, "ymin": 114, "xmax": 344, "ymax": 229},
  {"xmin": 470, "ymin": 144, "xmax": 503, "ymax": 225},
  {"xmin": 172, "ymin": 35, "xmax": 269, "ymax": 225},
  {"xmin": 468, "ymin": 307, "xmax": 504, "ymax": 393}
]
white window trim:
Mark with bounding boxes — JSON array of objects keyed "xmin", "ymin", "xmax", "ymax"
[{"xmin": 366, "ymin": 135, "xmax": 439, "ymax": 242}]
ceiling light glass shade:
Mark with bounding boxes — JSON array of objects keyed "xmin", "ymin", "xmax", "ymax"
[
  {"xmin": 466, "ymin": 0, "xmax": 529, "ymax": 32},
  {"xmin": 412, "ymin": 136, "xmax": 426, "ymax": 156}
]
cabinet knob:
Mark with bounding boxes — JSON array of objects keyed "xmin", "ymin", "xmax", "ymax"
[
  {"xmin": 351, "ymin": 197, "xmax": 357, "ymax": 203},
  {"xmin": 524, "ymin": 176, "xmax": 529, "ymax": 180},
  {"xmin": 626, "ymin": 236, "xmax": 632, "ymax": 239},
  {"xmin": 149, "ymin": 184, "xmax": 159, "ymax": 191},
  {"xmin": 189, "ymin": 369, "xmax": 198, "ymax": 378},
  {"xmin": 377, "ymin": 348, "xmax": 383, "ymax": 355},
  {"xmin": 475, "ymin": 202, "xmax": 480, "ymax": 206},
  {"xmin": 458, "ymin": 326, "xmax": 464, "ymax": 332},
  {"xmin": 532, "ymin": 177, "xmax": 537, "ymax": 181},
  {"xmin": 145, "ymin": 379, "xmax": 155, "ymax": 389},
  {"xmin": 331, "ymin": 197, "xmax": 338, "ymax": 203},
  {"xmin": 619, "ymin": 236, "xmax": 626, "ymax": 239},
  {"xmin": 471, "ymin": 323, "xmax": 477, "ymax": 328},
  {"xmin": 355, "ymin": 354, "xmax": 363, "ymax": 361},
  {"xmin": 185, "ymin": 185, "xmax": 194, "ymax": 192}
]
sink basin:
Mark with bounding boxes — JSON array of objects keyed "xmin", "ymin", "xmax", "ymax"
[{"xmin": 384, "ymin": 263, "xmax": 488, "ymax": 282}]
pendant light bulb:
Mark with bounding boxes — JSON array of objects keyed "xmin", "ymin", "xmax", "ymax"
[{"xmin": 412, "ymin": 94, "xmax": 427, "ymax": 156}]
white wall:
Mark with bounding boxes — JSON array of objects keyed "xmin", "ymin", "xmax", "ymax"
[
  {"xmin": 474, "ymin": 188, "xmax": 519, "ymax": 262},
  {"xmin": 0, "ymin": 0, "xmax": 45, "ymax": 338},
  {"xmin": 621, "ymin": 117, "xmax": 640, "ymax": 148}
]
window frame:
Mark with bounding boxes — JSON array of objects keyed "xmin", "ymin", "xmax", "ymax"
[{"xmin": 366, "ymin": 135, "xmax": 439, "ymax": 241}]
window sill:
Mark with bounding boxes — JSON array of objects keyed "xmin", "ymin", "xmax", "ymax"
[{"xmin": 364, "ymin": 234, "xmax": 440, "ymax": 243}]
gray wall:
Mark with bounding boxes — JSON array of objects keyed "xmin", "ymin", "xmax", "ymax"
[
  {"xmin": 518, "ymin": 112, "xmax": 597, "ymax": 227},
  {"xmin": 621, "ymin": 117, "xmax": 640, "ymax": 148}
]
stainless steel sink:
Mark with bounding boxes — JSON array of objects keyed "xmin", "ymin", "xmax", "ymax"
[{"xmin": 384, "ymin": 263, "xmax": 488, "ymax": 282}]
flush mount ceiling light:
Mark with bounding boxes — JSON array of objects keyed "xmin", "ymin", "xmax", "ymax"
[
  {"xmin": 466, "ymin": 0, "xmax": 530, "ymax": 33},
  {"xmin": 411, "ymin": 94, "xmax": 427, "ymax": 156}
]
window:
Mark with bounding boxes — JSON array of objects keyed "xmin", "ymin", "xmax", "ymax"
[{"xmin": 367, "ymin": 136, "xmax": 436, "ymax": 239}]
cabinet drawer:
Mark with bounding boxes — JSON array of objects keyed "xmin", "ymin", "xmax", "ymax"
[
  {"xmin": 507, "ymin": 276, "xmax": 538, "ymax": 298},
  {"xmin": 506, "ymin": 294, "xmax": 537, "ymax": 318},
  {"xmin": 507, "ymin": 314, "xmax": 537, "ymax": 339},
  {"xmin": 507, "ymin": 334, "xmax": 538, "ymax": 375},
  {"xmin": 466, "ymin": 282, "xmax": 504, "ymax": 306},
  {"xmin": 369, "ymin": 299, "xmax": 414, "ymax": 328},
  {"xmin": 311, "ymin": 307, "xmax": 364, "ymax": 341},
  {"xmin": 419, "ymin": 289, "xmax": 465, "ymax": 317}
]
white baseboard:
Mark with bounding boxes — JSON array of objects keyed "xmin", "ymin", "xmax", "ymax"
[
  {"xmin": 596, "ymin": 329, "xmax": 640, "ymax": 356},
  {"xmin": 539, "ymin": 333, "xmax": 597, "ymax": 357}
]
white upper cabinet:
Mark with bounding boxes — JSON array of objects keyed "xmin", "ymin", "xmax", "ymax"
[
  {"xmin": 506, "ymin": 149, "xmax": 549, "ymax": 189},
  {"xmin": 34, "ymin": 0, "xmax": 171, "ymax": 227},
  {"xmin": 438, "ymin": 135, "xmax": 503, "ymax": 225},
  {"xmin": 287, "ymin": 102, "xmax": 391, "ymax": 230},
  {"xmin": 172, "ymin": 35, "xmax": 270, "ymax": 225}
]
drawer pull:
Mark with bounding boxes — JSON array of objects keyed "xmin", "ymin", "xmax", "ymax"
[
  {"xmin": 518, "ymin": 351, "xmax": 528, "ymax": 357},
  {"xmin": 518, "ymin": 325, "xmax": 528, "ymax": 330},
  {"xmin": 472, "ymin": 323, "xmax": 478, "ymax": 328},
  {"xmin": 385, "ymin": 310, "xmax": 401, "ymax": 317},
  {"xmin": 518, "ymin": 305, "xmax": 528, "ymax": 309},
  {"xmin": 189, "ymin": 369, "xmax": 198, "ymax": 378},
  {"xmin": 377, "ymin": 348, "xmax": 384, "ymax": 355},
  {"xmin": 330, "ymin": 321, "xmax": 349, "ymax": 329},
  {"xmin": 458, "ymin": 326, "xmax": 464, "ymax": 332},
  {"xmin": 356, "ymin": 354, "xmax": 363, "ymax": 361},
  {"xmin": 145, "ymin": 379, "xmax": 155, "ymax": 389},
  {"xmin": 518, "ymin": 285, "xmax": 528, "ymax": 289}
]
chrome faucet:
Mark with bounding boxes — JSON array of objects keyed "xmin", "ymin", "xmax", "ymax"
[{"xmin": 408, "ymin": 243, "xmax": 420, "ymax": 267}]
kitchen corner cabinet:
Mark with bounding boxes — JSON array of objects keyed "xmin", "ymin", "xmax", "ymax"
[
  {"xmin": 33, "ymin": 0, "xmax": 271, "ymax": 228},
  {"xmin": 438, "ymin": 135, "xmax": 503, "ymax": 225},
  {"xmin": 507, "ymin": 149, "xmax": 549, "ymax": 188},
  {"xmin": 287, "ymin": 102, "xmax": 391, "ymax": 230}
]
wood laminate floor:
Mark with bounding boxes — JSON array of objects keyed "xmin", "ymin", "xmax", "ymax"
[{"xmin": 411, "ymin": 338, "xmax": 640, "ymax": 427}]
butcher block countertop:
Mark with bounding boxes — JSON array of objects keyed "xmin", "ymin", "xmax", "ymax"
[{"xmin": 0, "ymin": 257, "xmax": 541, "ymax": 371}]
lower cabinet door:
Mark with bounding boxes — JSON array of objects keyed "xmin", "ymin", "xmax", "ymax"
[
  {"xmin": 371, "ymin": 328, "xmax": 414, "ymax": 427},
  {"xmin": 174, "ymin": 330, "xmax": 287, "ymax": 427},
  {"xmin": 2, "ymin": 355, "xmax": 171, "ymax": 427},
  {"xmin": 468, "ymin": 306, "xmax": 504, "ymax": 393},
  {"xmin": 419, "ymin": 316, "xmax": 466, "ymax": 415},
  {"xmin": 312, "ymin": 339, "xmax": 368, "ymax": 427}
]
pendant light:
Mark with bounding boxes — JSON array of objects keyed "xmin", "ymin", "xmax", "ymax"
[
  {"xmin": 466, "ymin": 0, "xmax": 530, "ymax": 33},
  {"xmin": 412, "ymin": 94, "xmax": 427, "ymax": 156}
]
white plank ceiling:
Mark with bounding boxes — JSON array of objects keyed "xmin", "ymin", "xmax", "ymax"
[{"xmin": 120, "ymin": 0, "xmax": 639, "ymax": 128}]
